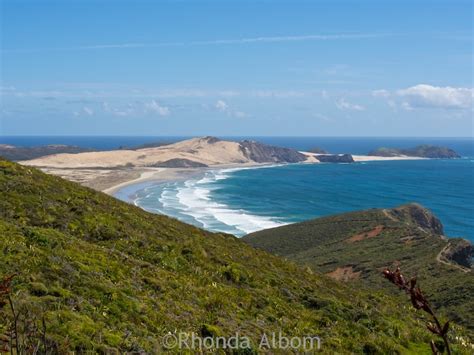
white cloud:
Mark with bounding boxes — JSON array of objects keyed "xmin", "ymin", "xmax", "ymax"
[
  {"xmin": 83, "ymin": 107, "xmax": 94, "ymax": 115},
  {"xmin": 215, "ymin": 100, "xmax": 229, "ymax": 111},
  {"xmin": 313, "ymin": 113, "xmax": 332, "ymax": 121},
  {"xmin": 219, "ymin": 90, "xmax": 241, "ymax": 97},
  {"xmin": 213, "ymin": 100, "xmax": 248, "ymax": 118},
  {"xmin": 396, "ymin": 84, "xmax": 473, "ymax": 110},
  {"xmin": 335, "ymin": 98, "xmax": 365, "ymax": 111},
  {"xmin": 72, "ymin": 106, "xmax": 94, "ymax": 117},
  {"xmin": 372, "ymin": 89, "xmax": 390, "ymax": 97},
  {"xmin": 102, "ymin": 101, "xmax": 135, "ymax": 117},
  {"xmin": 3, "ymin": 33, "xmax": 389, "ymax": 53},
  {"xmin": 233, "ymin": 111, "xmax": 249, "ymax": 118},
  {"xmin": 144, "ymin": 100, "xmax": 170, "ymax": 116},
  {"xmin": 251, "ymin": 90, "xmax": 307, "ymax": 98}
]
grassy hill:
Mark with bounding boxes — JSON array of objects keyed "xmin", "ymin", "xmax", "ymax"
[
  {"xmin": 0, "ymin": 159, "xmax": 471, "ymax": 353},
  {"xmin": 243, "ymin": 205, "xmax": 474, "ymax": 335}
]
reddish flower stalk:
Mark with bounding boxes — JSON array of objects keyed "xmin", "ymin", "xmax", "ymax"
[
  {"xmin": 383, "ymin": 267, "xmax": 451, "ymax": 355},
  {"xmin": 0, "ymin": 274, "xmax": 16, "ymax": 353}
]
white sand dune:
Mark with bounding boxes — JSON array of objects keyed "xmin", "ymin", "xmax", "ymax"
[
  {"xmin": 301, "ymin": 151, "xmax": 425, "ymax": 162},
  {"xmin": 21, "ymin": 137, "xmax": 255, "ymax": 168},
  {"xmin": 352, "ymin": 155, "xmax": 425, "ymax": 162}
]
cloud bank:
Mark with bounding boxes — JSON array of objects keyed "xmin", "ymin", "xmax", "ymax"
[{"xmin": 396, "ymin": 84, "xmax": 473, "ymax": 110}]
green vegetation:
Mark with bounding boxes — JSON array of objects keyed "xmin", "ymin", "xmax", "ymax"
[
  {"xmin": 0, "ymin": 144, "xmax": 94, "ymax": 161},
  {"xmin": 0, "ymin": 159, "xmax": 471, "ymax": 353},
  {"xmin": 244, "ymin": 205, "xmax": 474, "ymax": 336},
  {"xmin": 368, "ymin": 145, "xmax": 460, "ymax": 158}
]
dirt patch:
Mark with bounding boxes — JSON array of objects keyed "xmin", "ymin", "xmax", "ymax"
[
  {"xmin": 347, "ymin": 225, "xmax": 384, "ymax": 243},
  {"xmin": 326, "ymin": 266, "xmax": 361, "ymax": 281}
]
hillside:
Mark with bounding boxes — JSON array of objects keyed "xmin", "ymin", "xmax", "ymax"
[
  {"xmin": 20, "ymin": 136, "xmax": 308, "ymax": 168},
  {"xmin": 1, "ymin": 159, "xmax": 472, "ymax": 353},
  {"xmin": 368, "ymin": 145, "xmax": 460, "ymax": 158},
  {"xmin": 0, "ymin": 144, "xmax": 94, "ymax": 161},
  {"xmin": 243, "ymin": 204, "xmax": 474, "ymax": 332}
]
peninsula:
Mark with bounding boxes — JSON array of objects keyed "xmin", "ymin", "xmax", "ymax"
[{"xmin": 17, "ymin": 137, "xmax": 458, "ymax": 193}]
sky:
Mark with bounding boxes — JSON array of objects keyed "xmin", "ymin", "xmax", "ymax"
[{"xmin": 0, "ymin": 0, "xmax": 473, "ymax": 137}]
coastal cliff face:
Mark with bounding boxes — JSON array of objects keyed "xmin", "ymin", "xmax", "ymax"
[
  {"xmin": 369, "ymin": 145, "xmax": 461, "ymax": 158},
  {"xmin": 239, "ymin": 140, "xmax": 307, "ymax": 163},
  {"xmin": 390, "ymin": 203, "xmax": 444, "ymax": 234},
  {"xmin": 440, "ymin": 239, "xmax": 473, "ymax": 268},
  {"xmin": 243, "ymin": 204, "xmax": 474, "ymax": 331}
]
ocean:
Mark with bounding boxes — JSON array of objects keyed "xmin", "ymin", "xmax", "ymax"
[{"xmin": 2, "ymin": 136, "xmax": 473, "ymax": 241}]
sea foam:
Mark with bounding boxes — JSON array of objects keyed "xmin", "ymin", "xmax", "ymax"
[{"xmin": 133, "ymin": 166, "xmax": 288, "ymax": 236}]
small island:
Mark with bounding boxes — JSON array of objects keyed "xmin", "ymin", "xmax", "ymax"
[{"xmin": 368, "ymin": 145, "xmax": 460, "ymax": 159}]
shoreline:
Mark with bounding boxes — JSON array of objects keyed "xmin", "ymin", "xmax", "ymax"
[
  {"xmin": 101, "ymin": 155, "xmax": 427, "ymax": 196},
  {"xmin": 101, "ymin": 161, "xmax": 277, "ymax": 196},
  {"xmin": 102, "ymin": 168, "xmax": 197, "ymax": 195}
]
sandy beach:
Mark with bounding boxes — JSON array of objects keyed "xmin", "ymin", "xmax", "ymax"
[
  {"xmin": 101, "ymin": 167, "xmax": 204, "ymax": 195},
  {"xmin": 352, "ymin": 155, "xmax": 426, "ymax": 162},
  {"xmin": 100, "ymin": 161, "xmax": 275, "ymax": 196}
]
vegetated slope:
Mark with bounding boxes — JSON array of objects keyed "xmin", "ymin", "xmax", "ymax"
[
  {"xmin": 0, "ymin": 144, "xmax": 94, "ymax": 161},
  {"xmin": 20, "ymin": 136, "xmax": 308, "ymax": 168},
  {"xmin": 243, "ymin": 204, "xmax": 474, "ymax": 332},
  {"xmin": 368, "ymin": 145, "xmax": 460, "ymax": 158},
  {"xmin": 0, "ymin": 159, "xmax": 466, "ymax": 353}
]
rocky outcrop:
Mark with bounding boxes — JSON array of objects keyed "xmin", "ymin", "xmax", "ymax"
[
  {"xmin": 239, "ymin": 140, "xmax": 307, "ymax": 163},
  {"xmin": 390, "ymin": 203, "xmax": 444, "ymax": 235},
  {"xmin": 368, "ymin": 145, "xmax": 460, "ymax": 159},
  {"xmin": 150, "ymin": 158, "xmax": 208, "ymax": 168},
  {"xmin": 308, "ymin": 147, "xmax": 328, "ymax": 154},
  {"xmin": 201, "ymin": 136, "xmax": 221, "ymax": 144},
  {"xmin": 441, "ymin": 239, "xmax": 473, "ymax": 268},
  {"xmin": 317, "ymin": 154, "xmax": 354, "ymax": 163}
]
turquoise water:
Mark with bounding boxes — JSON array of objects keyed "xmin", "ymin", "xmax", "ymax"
[{"xmin": 125, "ymin": 158, "xmax": 474, "ymax": 240}]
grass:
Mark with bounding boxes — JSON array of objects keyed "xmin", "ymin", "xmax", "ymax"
[
  {"xmin": 0, "ymin": 159, "xmax": 471, "ymax": 353},
  {"xmin": 243, "ymin": 205, "xmax": 474, "ymax": 336}
]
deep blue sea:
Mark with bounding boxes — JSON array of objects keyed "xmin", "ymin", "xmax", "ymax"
[{"xmin": 2, "ymin": 136, "xmax": 473, "ymax": 240}]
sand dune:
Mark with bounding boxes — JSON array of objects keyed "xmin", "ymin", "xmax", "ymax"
[
  {"xmin": 22, "ymin": 137, "xmax": 425, "ymax": 170},
  {"xmin": 21, "ymin": 137, "xmax": 256, "ymax": 168}
]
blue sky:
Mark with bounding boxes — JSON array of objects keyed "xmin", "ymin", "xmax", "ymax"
[{"xmin": 1, "ymin": 0, "xmax": 472, "ymax": 136}]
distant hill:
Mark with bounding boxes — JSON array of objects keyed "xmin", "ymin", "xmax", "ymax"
[
  {"xmin": 20, "ymin": 136, "xmax": 308, "ymax": 168},
  {"xmin": 308, "ymin": 147, "xmax": 329, "ymax": 154},
  {"xmin": 0, "ymin": 144, "xmax": 94, "ymax": 161},
  {"xmin": 118, "ymin": 141, "xmax": 174, "ymax": 150},
  {"xmin": 368, "ymin": 145, "xmax": 460, "ymax": 158},
  {"xmin": 316, "ymin": 154, "xmax": 354, "ymax": 163},
  {"xmin": 2, "ymin": 159, "xmax": 463, "ymax": 352},
  {"xmin": 243, "ymin": 204, "xmax": 474, "ymax": 331},
  {"xmin": 150, "ymin": 158, "xmax": 209, "ymax": 168}
]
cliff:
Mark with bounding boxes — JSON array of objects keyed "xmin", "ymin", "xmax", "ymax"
[{"xmin": 239, "ymin": 140, "xmax": 307, "ymax": 163}]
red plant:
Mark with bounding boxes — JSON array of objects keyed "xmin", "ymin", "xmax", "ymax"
[
  {"xmin": 383, "ymin": 267, "xmax": 451, "ymax": 355},
  {"xmin": 0, "ymin": 274, "xmax": 16, "ymax": 353}
]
